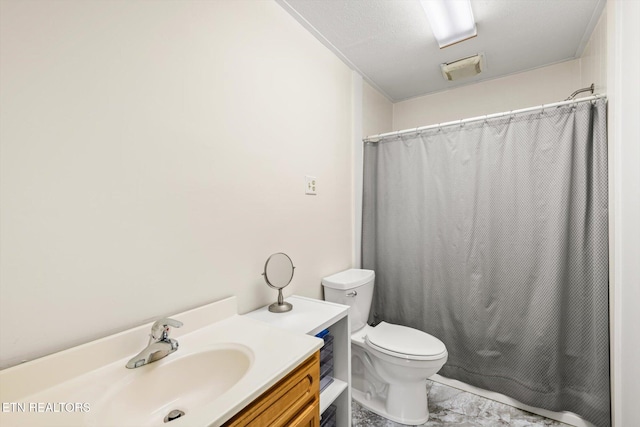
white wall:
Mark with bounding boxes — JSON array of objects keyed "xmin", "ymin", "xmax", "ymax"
[
  {"xmin": 607, "ymin": 1, "xmax": 640, "ymax": 425},
  {"xmin": 0, "ymin": 0, "xmax": 354, "ymax": 369},
  {"xmin": 351, "ymin": 73, "xmax": 364, "ymax": 268},
  {"xmin": 580, "ymin": 7, "xmax": 607, "ymax": 92},
  {"xmin": 392, "ymin": 60, "xmax": 581, "ymax": 130},
  {"xmin": 354, "ymin": 82, "xmax": 393, "ymax": 268},
  {"xmin": 579, "ymin": 4, "xmax": 640, "ymax": 425},
  {"xmin": 362, "ymin": 82, "xmax": 393, "ymax": 138}
]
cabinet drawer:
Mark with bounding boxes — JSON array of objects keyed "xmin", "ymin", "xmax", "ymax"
[
  {"xmin": 224, "ymin": 351, "xmax": 320, "ymax": 427},
  {"xmin": 289, "ymin": 401, "xmax": 320, "ymax": 427}
]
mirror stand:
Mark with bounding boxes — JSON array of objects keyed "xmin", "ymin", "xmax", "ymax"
[{"xmin": 269, "ymin": 289, "xmax": 293, "ymax": 313}]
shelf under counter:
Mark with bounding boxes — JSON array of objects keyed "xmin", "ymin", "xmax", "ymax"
[{"xmin": 320, "ymin": 378, "xmax": 348, "ymax": 414}]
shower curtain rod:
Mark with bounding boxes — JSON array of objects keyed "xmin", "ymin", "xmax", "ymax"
[
  {"xmin": 363, "ymin": 93, "xmax": 605, "ymax": 143},
  {"xmin": 565, "ymin": 83, "xmax": 595, "ymax": 100}
]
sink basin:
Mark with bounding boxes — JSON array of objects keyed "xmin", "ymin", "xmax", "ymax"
[{"xmin": 92, "ymin": 344, "xmax": 253, "ymax": 426}]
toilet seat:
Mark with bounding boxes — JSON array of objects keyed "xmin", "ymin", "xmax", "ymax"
[{"xmin": 365, "ymin": 322, "xmax": 447, "ymax": 361}]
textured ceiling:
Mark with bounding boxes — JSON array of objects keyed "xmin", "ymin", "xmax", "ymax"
[{"xmin": 277, "ymin": 0, "xmax": 606, "ymax": 101}]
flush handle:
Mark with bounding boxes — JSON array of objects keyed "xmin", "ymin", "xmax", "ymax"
[{"xmin": 346, "ymin": 291, "xmax": 357, "ymax": 297}]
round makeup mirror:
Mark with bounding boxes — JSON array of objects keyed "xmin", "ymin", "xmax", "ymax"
[{"xmin": 262, "ymin": 252, "xmax": 295, "ymax": 313}]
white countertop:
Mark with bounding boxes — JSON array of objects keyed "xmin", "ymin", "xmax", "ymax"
[
  {"xmin": 245, "ymin": 295, "xmax": 349, "ymax": 336},
  {"xmin": 0, "ymin": 296, "xmax": 322, "ymax": 427}
]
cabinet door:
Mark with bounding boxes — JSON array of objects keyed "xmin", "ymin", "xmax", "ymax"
[
  {"xmin": 289, "ymin": 402, "xmax": 319, "ymax": 427},
  {"xmin": 223, "ymin": 351, "xmax": 319, "ymax": 427}
]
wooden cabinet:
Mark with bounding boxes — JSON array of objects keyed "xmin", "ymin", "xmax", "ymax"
[
  {"xmin": 290, "ymin": 401, "xmax": 320, "ymax": 427},
  {"xmin": 223, "ymin": 351, "xmax": 320, "ymax": 427},
  {"xmin": 246, "ymin": 296, "xmax": 351, "ymax": 426}
]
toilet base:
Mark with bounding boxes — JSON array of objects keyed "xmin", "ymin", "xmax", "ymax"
[{"xmin": 352, "ymin": 387, "xmax": 430, "ymax": 425}]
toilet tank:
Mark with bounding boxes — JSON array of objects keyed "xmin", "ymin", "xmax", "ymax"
[{"xmin": 322, "ymin": 269, "xmax": 375, "ymax": 332}]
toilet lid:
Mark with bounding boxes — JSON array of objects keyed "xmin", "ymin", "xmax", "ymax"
[{"xmin": 366, "ymin": 322, "xmax": 447, "ymax": 360}]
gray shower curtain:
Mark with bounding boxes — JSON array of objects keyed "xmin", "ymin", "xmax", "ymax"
[{"xmin": 362, "ymin": 99, "xmax": 609, "ymax": 427}]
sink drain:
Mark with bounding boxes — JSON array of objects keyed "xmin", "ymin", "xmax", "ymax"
[{"xmin": 164, "ymin": 409, "xmax": 185, "ymax": 423}]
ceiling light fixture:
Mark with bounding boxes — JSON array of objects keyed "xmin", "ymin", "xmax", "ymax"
[{"xmin": 420, "ymin": 0, "xmax": 477, "ymax": 48}]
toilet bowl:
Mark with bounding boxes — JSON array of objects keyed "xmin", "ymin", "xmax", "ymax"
[{"xmin": 322, "ymin": 269, "xmax": 448, "ymax": 425}]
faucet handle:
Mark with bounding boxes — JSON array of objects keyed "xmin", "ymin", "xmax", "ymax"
[{"xmin": 150, "ymin": 317, "xmax": 183, "ymax": 342}]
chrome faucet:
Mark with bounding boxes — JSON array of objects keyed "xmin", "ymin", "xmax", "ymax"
[{"xmin": 126, "ymin": 318, "xmax": 183, "ymax": 369}]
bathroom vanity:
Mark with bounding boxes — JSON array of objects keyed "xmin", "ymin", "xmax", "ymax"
[
  {"xmin": 0, "ymin": 297, "xmax": 322, "ymax": 427},
  {"xmin": 246, "ymin": 295, "xmax": 351, "ymax": 427}
]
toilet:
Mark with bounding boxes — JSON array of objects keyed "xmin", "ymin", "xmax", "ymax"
[{"xmin": 322, "ymin": 269, "xmax": 447, "ymax": 425}]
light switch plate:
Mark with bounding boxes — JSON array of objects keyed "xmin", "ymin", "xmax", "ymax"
[{"xmin": 305, "ymin": 176, "xmax": 317, "ymax": 195}]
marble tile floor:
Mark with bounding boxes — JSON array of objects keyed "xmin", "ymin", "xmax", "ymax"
[{"xmin": 352, "ymin": 379, "xmax": 572, "ymax": 427}]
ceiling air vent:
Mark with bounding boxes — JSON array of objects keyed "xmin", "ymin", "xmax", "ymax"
[{"xmin": 441, "ymin": 53, "xmax": 484, "ymax": 81}]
